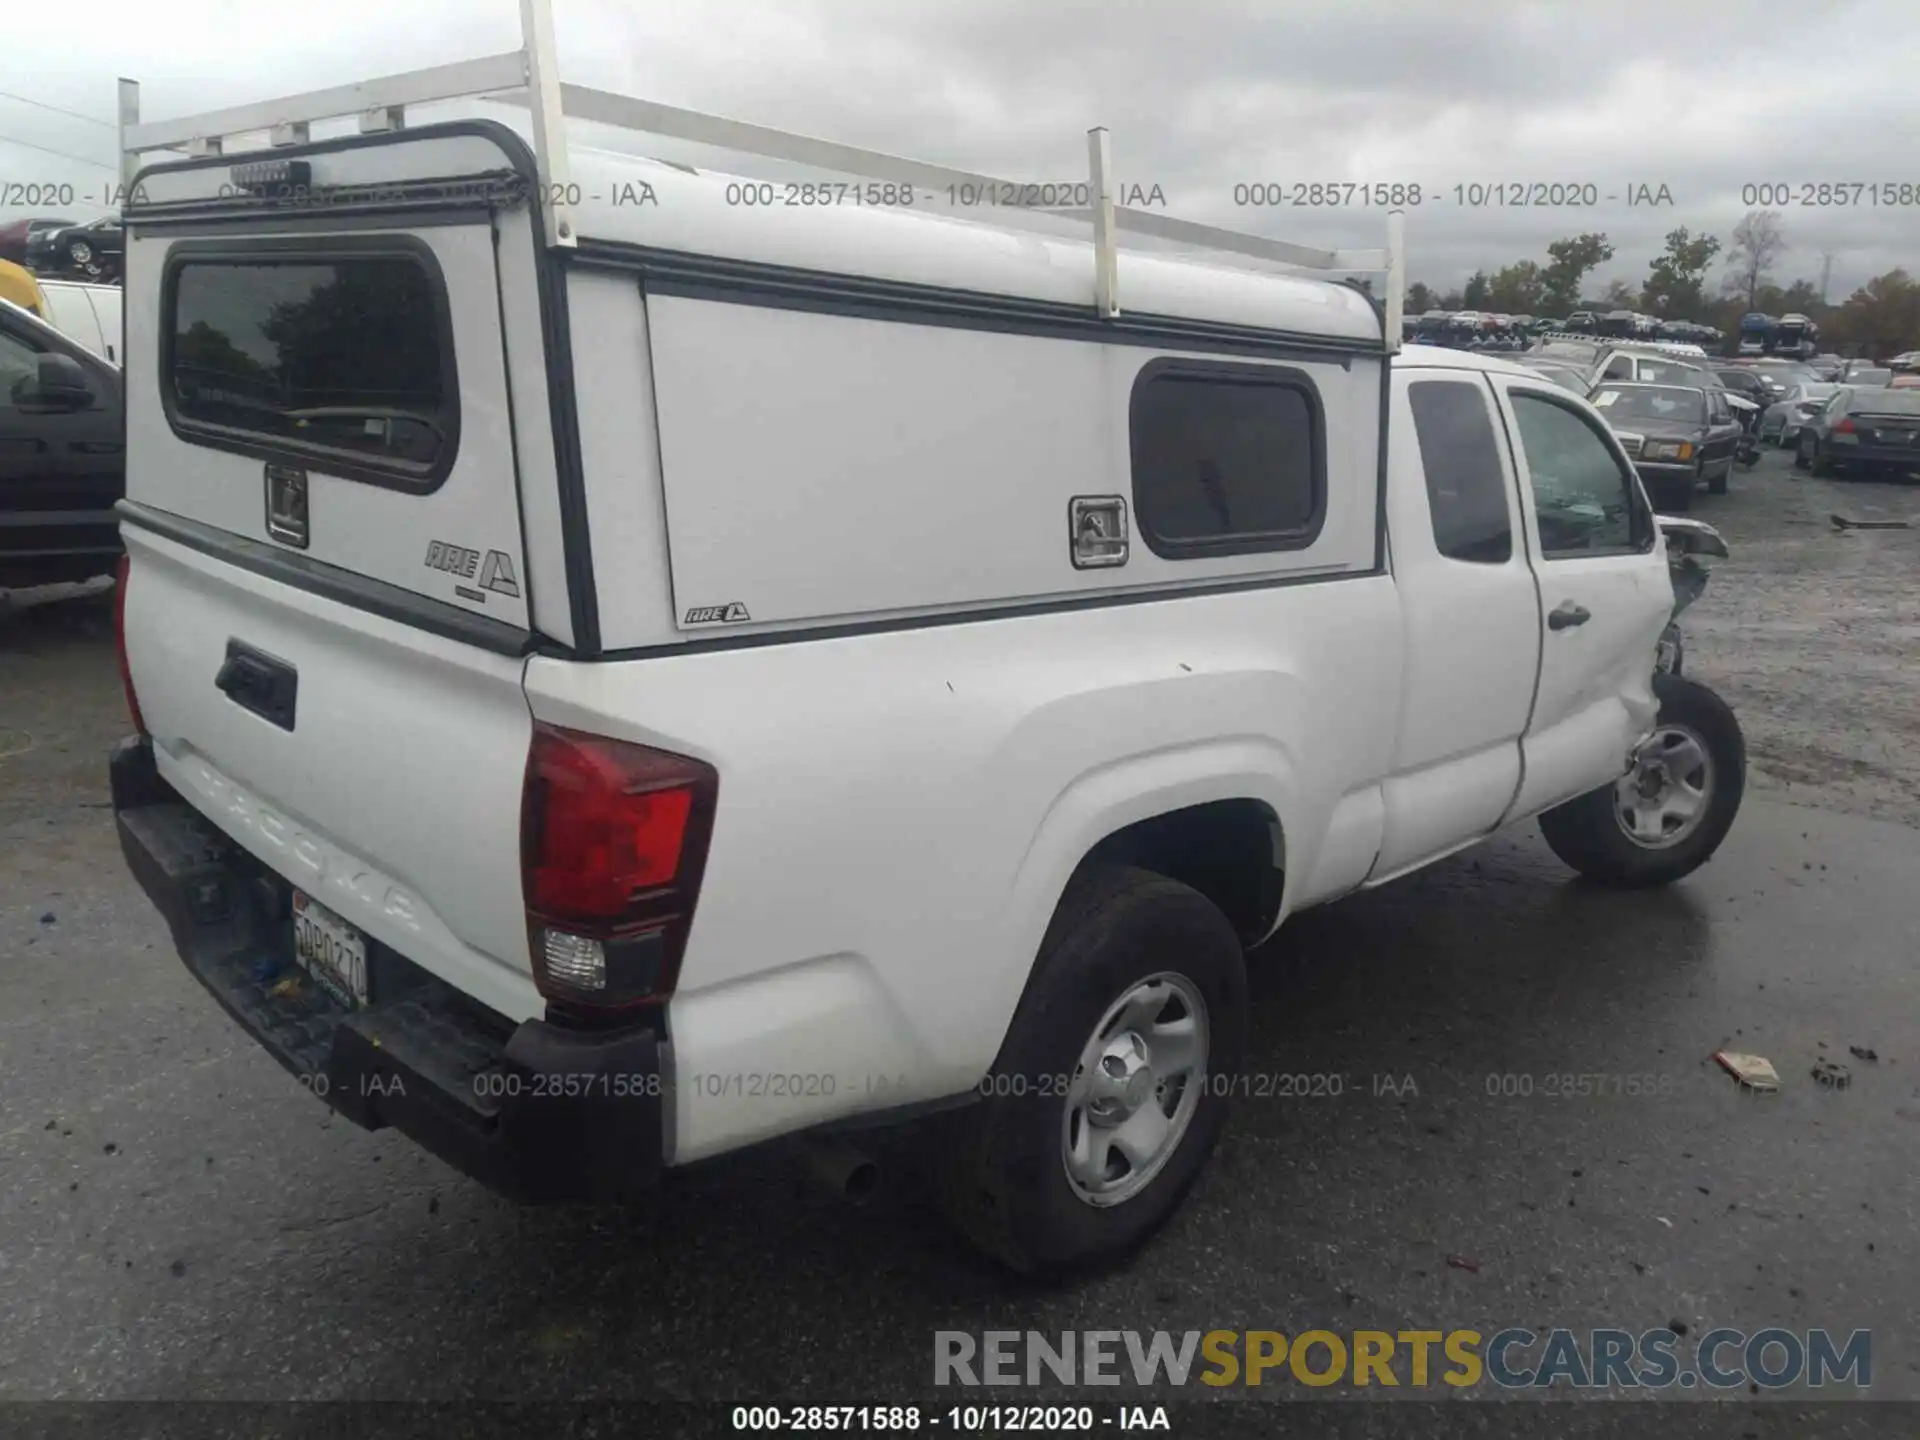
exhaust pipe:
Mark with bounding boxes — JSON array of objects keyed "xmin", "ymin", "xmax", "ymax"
[{"xmin": 799, "ymin": 1135, "xmax": 880, "ymax": 1204}]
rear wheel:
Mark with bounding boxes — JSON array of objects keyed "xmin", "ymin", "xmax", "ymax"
[
  {"xmin": 1794, "ymin": 433, "xmax": 1813, "ymax": 471},
  {"xmin": 1538, "ymin": 673, "xmax": 1745, "ymax": 888},
  {"xmin": 934, "ymin": 864, "xmax": 1247, "ymax": 1274}
]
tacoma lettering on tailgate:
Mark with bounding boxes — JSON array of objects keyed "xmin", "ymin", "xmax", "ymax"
[{"xmin": 186, "ymin": 759, "xmax": 421, "ymax": 931}]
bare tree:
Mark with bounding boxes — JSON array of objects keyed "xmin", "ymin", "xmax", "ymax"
[{"xmin": 1722, "ymin": 210, "xmax": 1786, "ymax": 309}]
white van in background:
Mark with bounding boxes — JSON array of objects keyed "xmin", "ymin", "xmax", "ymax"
[{"xmin": 35, "ymin": 278, "xmax": 122, "ymax": 366}]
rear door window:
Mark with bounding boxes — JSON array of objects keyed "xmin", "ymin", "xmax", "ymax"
[
  {"xmin": 162, "ymin": 242, "xmax": 459, "ymax": 490},
  {"xmin": 1407, "ymin": 379, "xmax": 1512, "ymax": 563}
]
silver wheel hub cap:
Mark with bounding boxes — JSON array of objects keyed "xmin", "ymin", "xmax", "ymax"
[
  {"xmin": 1062, "ymin": 973, "xmax": 1209, "ymax": 1207},
  {"xmin": 1614, "ymin": 723, "xmax": 1714, "ymax": 850}
]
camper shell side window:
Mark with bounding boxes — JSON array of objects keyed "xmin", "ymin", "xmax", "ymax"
[
  {"xmin": 1127, "ymin": 357, "xmax": 1327, "ymax": 561},
  {"xmin": 158, "ymin": 234, "xmax": 461, "ymax": 493}
]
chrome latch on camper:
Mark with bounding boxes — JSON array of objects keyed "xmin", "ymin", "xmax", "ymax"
[
  {"xmin": 1070, "ymin": 496, "xmax": 1129, "ymax": 569},
  {"xmin": 264, "ymin": 464, "xmax": 309, "ymax": 549}
]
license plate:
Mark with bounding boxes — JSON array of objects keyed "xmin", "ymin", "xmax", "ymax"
[{"xmin": 292, "ymin": 891, "xmax": 369, "ymax": 1009}]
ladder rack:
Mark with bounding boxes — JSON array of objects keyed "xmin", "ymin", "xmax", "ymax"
[{"xmin": 118, "ymin": 0, "xmax": 1404, "ymax": 348}]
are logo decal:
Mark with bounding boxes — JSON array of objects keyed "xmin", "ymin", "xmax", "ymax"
[
  {"xmin": 684, "ymin": 602, "xmax": 752, "ymax": 625},
  {"xmin": 426, "ymin": 541, "xmax": 521, "ymax": 603}
]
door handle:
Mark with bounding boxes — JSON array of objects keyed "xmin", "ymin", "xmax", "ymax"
[
  {"xmin": 215, "ymin": 640, "xmax": 298, "ymax": 731},
  {"xmin": 1548, "ymin": 601, "xmax": 1591, "ymax": 631}
]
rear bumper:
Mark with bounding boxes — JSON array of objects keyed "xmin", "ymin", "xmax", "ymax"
[
  {"xmin": 110, "ymin": 735, "xmax": 665, "ymax": 1202},
  {"xmin": 1829, "ymin": 441, "xmax": 1920, "ymax": 469}
]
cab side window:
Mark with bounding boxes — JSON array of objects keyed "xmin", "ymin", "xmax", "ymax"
[
  {"xmin": 1407, "ymin": 379, "xmax": 1512, "ymax": 563},
  {"xmin": 1511, "ymin": 392, "xmax": 1646, "ymax": 557}
]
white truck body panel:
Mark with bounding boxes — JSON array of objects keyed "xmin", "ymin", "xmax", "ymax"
[
  {"xmin": 646, "ymin": 296, "xmax": 1377, "ymax": 631},
  {"xmin": 524, "ymin": 575, "xmax": 1405, "ymax": 1160}
]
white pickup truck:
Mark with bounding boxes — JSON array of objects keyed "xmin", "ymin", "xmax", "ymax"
[{"xmin": 108, "ymin": 13, "xmax": 1746, "ymax": 1274}]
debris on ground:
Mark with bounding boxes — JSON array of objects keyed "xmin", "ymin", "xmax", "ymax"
[
  {"xmin": 1811, "ymin": 1060, "xmax": 1852, "ymax": 1089},
  {"xmin": 1657, "ymin": 1216, "xmax": 1674, "ymax": 1228},
  {"xmin": 1848, "ymin": 1045, "xmax": 1879, "ymax": 1062},
  {"xmin": 1713, "ymin": 1051, "xmax": 1781, "ymax": 1091},
  {"xmin": 1830, "ymin": 513, "xmax": 1912, "ymax": 531},
  {"xmin": 1445, "ymin": 1254, "xmax": 1480, "ymax": 1273}
]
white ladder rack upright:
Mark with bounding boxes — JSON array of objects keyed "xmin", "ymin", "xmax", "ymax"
[{"xmin": 118, "ymin": 0, "xmax": 1404, "ymax": 349}]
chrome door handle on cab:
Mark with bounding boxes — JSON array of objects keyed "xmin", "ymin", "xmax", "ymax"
[{"xmin": 1548, "ymin": 601, "xmax": 1591, "ymax": 631}]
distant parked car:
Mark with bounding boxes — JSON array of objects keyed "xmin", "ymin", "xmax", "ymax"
[
  {"xmin": 1887, "ymin": 351, "xmax": 1920, "ymax": 373},
  {"xmin": 1590, "ymin": 381, "xmax": 1742, "ymax": 509},
  {"xmin": 1795, "ymin": 386, "xmax": 1920, "ymax": 480},
  {"xmin": 1715, "ymin": 366, "xmax": 1776, "ymax": 409},
  {"xmin": 0, "ymin": 217, "xmax": 78, "ymax": 266},
  {"xmin": 1758, "ymin": 382, "xmax": 1838, "ymax": 447},
  {"xmin": 1743, "ymin": 361, "xmax": 1820, "ymax": 402},
  {"xmin": 1563, "ymin": 310, "xmax": 1597, "ymax": 331},
  {"xmin": 1835, "ymin": 364, "xmax": 1892, "ymax": 388},
  {"xmin": 1596, "ymin": 310, "xmax": 1653, "ymax": 339},
  {"xmin": 25, "ymin": 216, "xmax": 123, "ymax": 281}
]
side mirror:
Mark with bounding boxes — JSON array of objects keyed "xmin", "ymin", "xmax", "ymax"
[{"xmin": 12, "ymin": 352, "xmax": 94, "ymax": 411}]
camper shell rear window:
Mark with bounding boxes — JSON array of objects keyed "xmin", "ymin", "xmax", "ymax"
[{"xmin": 160, "ymin": 236, "xmax": 459, "ymax": 491}]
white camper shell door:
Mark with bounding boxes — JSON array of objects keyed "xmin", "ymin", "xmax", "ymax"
[{"xmin": 126, "ymin": 220, "xmax": 531, "ymax": 631}]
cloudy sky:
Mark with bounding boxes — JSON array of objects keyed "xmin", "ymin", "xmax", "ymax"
[{"xmin": 4, "ymin": 0, "xmax": 1915, "ymax": 299}]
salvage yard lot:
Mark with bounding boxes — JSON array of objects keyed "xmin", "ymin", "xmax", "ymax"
[{"xmin": 2, "ymin": 448, "xmax": 1918, "ymax": 1403}]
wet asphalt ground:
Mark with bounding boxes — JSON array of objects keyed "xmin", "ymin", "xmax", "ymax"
[{"xmin": 2, "ymin": 448, "xmax": 1918, "ymax": 1423}]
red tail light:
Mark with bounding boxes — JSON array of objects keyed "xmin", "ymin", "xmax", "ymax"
[
  {"xmin": 114, "ymin": 554, "xmax": 147, "ymax": 737},
  {"xmin": 520, "ymin": 723, "xmax": 718, "ymax": 1016},
  {"xmin": 1833, "ymin": 416, "xmax": 1857, "ymax": 434}
]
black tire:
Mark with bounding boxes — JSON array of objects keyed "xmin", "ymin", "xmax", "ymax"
[
  {"xmin": 1707, "ymin": 461, "xmax": 1729, "ymax": 495},
  {"xmin": 934, "ymin": 864, "xmax": 1247, "ymax": 1275},
  {"xmin": 1809, "ymin": 440, "xmax": 1836, "ymax": 478},
  {"xmin": 1794, "ymin": 434, "xmax": 1813, "ymax": 470},
  {"xmin": 1538, "ymin": 673, "xmax": 1745, "ymax": 888}
]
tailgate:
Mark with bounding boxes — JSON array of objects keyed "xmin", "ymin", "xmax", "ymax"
[
  {"xmin": 119, "ymin": 533, "xmax": 539, "ymax": 1022},
  {"xmin": 118, "ymin": 175, "xmax": 546, "ymax": 1021}
]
